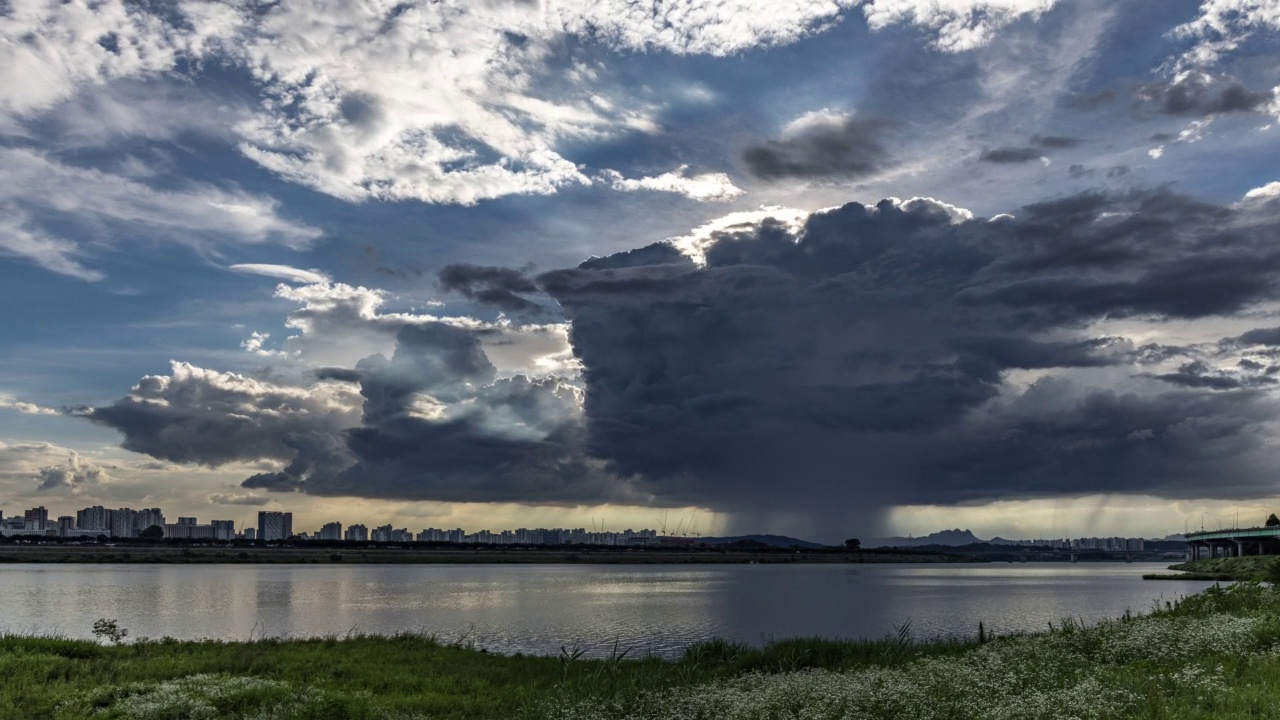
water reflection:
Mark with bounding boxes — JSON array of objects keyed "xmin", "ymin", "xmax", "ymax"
[{"xmin": 0, "ymin": 562, "xmax": 1214, "ymax": 657}]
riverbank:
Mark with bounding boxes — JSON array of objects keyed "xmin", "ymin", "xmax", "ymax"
[
  {"xmin": 4, "ymin": 581, "xmax": 1280, "ymax": 719},
  {"xmin": 1145, "ymin": 556, "xmax": 1279, "ymax": 581},
  {"xmin": 0, "ymin": 544, "xmax": 969, "ymax": 565}
]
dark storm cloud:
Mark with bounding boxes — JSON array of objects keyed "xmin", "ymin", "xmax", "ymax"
[
  {"xmin": 85, "ymin": 188, "xmax": 1280, "ymax": 533},
  {"xmin": 535, "ymin": 190, "xmax": 1280, "ymax": 529},
  {"xmin": 741, "ymin": 117, "xmax": 887, "ymax": 180},
  {"xmin": 438, "ymin": 263, "xmax": 541, "ymax": 312},
  {"xmin": 1141, "ymin": 75, "xmax": 1273, "ymax": 116},
  {"xmin": 1226, "ymin": 326, "xmax": 1280, "ymax": 347},
  {"xmin": 980, "ymin": 147, "xmax": 1043, "ymax": 163}
]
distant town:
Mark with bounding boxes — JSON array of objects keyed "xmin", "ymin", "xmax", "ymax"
[
  {"xmin": 1, "ymin": 505, "xmax": 1171, "ymax": 553},
  {"xmin": 1, "ymin": 505, "xmax": 664, "ymax": 546}
]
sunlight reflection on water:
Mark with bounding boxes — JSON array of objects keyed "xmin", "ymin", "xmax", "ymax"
[{"xmin": 0, "ymin": 562, "xmax": 1215, "ymax": 657}]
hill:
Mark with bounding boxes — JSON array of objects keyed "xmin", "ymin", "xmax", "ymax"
[
  {"xmin": 697, "ymin": 534, "xmax": 827, "ymax": 549},
  {"xmin": 867, "ymin": 528, "xmax": 985, "ymax": 548}
]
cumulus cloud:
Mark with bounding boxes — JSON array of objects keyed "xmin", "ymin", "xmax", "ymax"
[
  {"xmin": 0, "ymin": 442, "xmax": 111, "ymax": 495},
  {"xmin": 4, "ymin": 1, "xmax": 1055, "ymax": 206},
  {"xmin": 85, "ymin": 187, "xmax": 1280, "ymax": 535},
  {"xmin": 35, "ymin": 452, "xmax": 111, "ymax": 493},
  {"xmin": 84, "ymin": 362, "xmax": 365, "ymax": 467},
  {"xmin": 0, "ymin": 393, "xmax": 60, "ymax": 416},
  {"xmin": 602, "ymin": 167, "xmax": 745, "ymax": 202},
  {"xmin": 536, "ymin": 190, "xmax": 1280, "ymax": 530}
]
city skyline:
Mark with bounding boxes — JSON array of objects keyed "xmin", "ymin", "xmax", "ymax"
[
  {"xmin": 0, "ymin": 500, "xmax": 1205, "ymax": 547},
  {"xmin": 4, "ymin": 1, "xmax": 1280, "ymax": 542}
]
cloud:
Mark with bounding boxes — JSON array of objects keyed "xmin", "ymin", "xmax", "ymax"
[
  {"xmin": 980, "ymin": 147, "xmax": 1045, "ymax": 163},
  {"xmin": 0, "ymin": 393, "xmax": 61, "ymax": 416},
  {"xmin": 240, "ymin": 323, "xmax": 630, "ymax": 504},
  {"xmin": 602, "ymin": 167, "xmax": 744, "ymax": 202},
  {"xmin": 438, "ymin": 264, "xmax": 543, "ymax": 313},
  {"xmin": 536, "ymin": 190, "xmax": 1280, "ymax": 531},
  {"xmin": 83, "ymin": 362, "xmax": 365, "ymax": 467},
  {"xmin": 1140, "ymin": 72, "xmax": 1273, "ymax": 116},
  {"xmin": 1031, "ymin": 135, "xmax": 1082, "ymax": 149},
  {"xmin": 0, "ymin": 148, "xmax": 321, "ymax": 280},
  {"xmin": 861, "ymin": 0, "xmax": 1058, "ymax": 52},
  {"xmin": 230, "ymin": 264, "xmax": 332, "ymax": 285},
  {"xmin": 84, "ymin": 186, "xmax": 1280, "ymax": 535},
  {"xmin": 5, "ymin": 1, "xmax": 1060, "ymax": 207},
  {"xmin": 208, "ymin": 492, "xmax": 272, "ymax": 507},
  {"xmin": 1173, "ymin": 0, "xmax": 1280, "ymax": 68},
  {"xmin": 743, "ymin": 112, "xmax": 889, "ymax": 181},
  {"xmin": 35, "ymin": 452, "xmax": 111, "ymax": 493},
  {"xmin": 0, "ymin": 442, "xmax": 111, "ymax": 495}
]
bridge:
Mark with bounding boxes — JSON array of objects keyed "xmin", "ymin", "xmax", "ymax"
[{"xmin": 1185, "ymin": 527, "xmax": 1280, "ymax": 559}]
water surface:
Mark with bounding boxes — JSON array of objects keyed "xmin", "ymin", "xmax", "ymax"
[{"xmin": 0, "ymin": 562, "xmax": 1213, "ymax": 656}]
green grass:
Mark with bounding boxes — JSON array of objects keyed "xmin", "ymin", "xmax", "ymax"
[
  {"xmin": 8, "ymin": 583, "xmax": 1280, "ymax": 719},
  {"xmin": 1168, "ymin": 556, "xmax": 1280, "ymax": 581}
]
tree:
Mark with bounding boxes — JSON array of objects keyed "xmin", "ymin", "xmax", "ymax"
[
  {"xmin": 1267, "ymin": 514, "xmax": 1280, "ymax": 528},
  {"xmin": 844, "ymin": 538, "xmax": 861, "ymax": 550},
  {"xmin": 140, "ymin": 525, "xmax": 164, "ymax": 540}
]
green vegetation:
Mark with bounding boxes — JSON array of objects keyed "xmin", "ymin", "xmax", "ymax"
[
  {"xmin": 1157, "ymin": 556, "xmax": 1280, "ymax": 581},
  {"xmin": 8, "ymin": 582, "xmax": 1280, "ymax": 718}
]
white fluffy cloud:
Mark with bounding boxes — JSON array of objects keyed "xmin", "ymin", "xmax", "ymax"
[
  {"xmin": 253, "ymin": 279, "xmax": 577, "ymax": 377},
  {"xmin": 602, "ymin": 166, "xmax": 745, "ymax": 201},
  {"xmin": 861, "ymin": 0, "xmax": 1057, "ymax": 52},
  {"xmin": 4, "ymin": 0, "xmax": 1059, "ymax": 206},
  {"xmin": 0, "ymin": 393, "xmax": 60, "ymax": 416},
  {"xmin": 1174, "ymin": 0, "xmax": 1280, "ymax": 67}
]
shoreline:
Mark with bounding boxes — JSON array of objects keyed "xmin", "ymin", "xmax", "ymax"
[
  {"xmin": 2, "ymin": 582, "xmax": 1274, "ymax": 719},
  {"xmin": 0, "ymin": 544, "xmax": 975, "ymax": 565}
]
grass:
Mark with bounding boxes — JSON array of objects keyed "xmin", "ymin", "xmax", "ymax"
[
  {"xmin": 7, "ymin": 583, "xmax": 1280, "ymax": 719},
  {"xmin": 1164, "ymin": 556, "xmax": 1280, "ymax": 581}
]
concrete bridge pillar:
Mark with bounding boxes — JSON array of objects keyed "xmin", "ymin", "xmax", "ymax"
[{"xmin": 1235, "ymin": 540, "xmax": 1245, "ymax": 557}]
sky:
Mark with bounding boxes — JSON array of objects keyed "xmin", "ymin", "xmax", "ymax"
[{"xmin": 4, "ymin": 0, "xmax": 1280, "ymax": 543}]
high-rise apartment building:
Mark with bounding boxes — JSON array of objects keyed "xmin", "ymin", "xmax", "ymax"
[
  {"xmin": 211, "ymin": 520, "xmax": 235, "ymax": 540},
  {"xmin": 76, "ymin": 506, "xmax": 110, "ymax": 533},
  {"xmin": 135, "ymin": 508, "xmax": 165, "ymax": 534},
  {"xmin": 344, "ymin": 524, "xmax": 368, "ymax": 542},
  {"xmin": 319, "ymin": 522, "xmax": 342, "ymax": 541},
  {"xmin": 243, "ymin": 528, "xmax": 256, "ymax": 540},
  {"xmin": 23, "ymin": 507, "xmax": 48, "ymax": 532},
  {"xmin": 256, "ymin": 511, "xmax": 293, "ymax": 541},
  {"xmin": 111, "ymin": 508, "xmax": 135, "ymax": 538}
]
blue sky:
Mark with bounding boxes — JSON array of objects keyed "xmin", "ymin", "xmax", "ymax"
[{"xmin": 4, "ymin": 0, "xmax": 1280, "ymax": 541}]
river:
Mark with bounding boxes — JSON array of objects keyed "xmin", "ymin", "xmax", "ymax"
[{"xmin": 0, "ymin": 562, "xmax": 1215, "ymax": 656}]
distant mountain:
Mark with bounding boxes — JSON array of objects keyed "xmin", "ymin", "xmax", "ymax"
[
  {"xmin": 868, "ymin": 528, "xmax": 985, "ymax": 548},
  {"xmin": 698, "ymin": 534, "xmax": 827, "ymax": 549}
]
